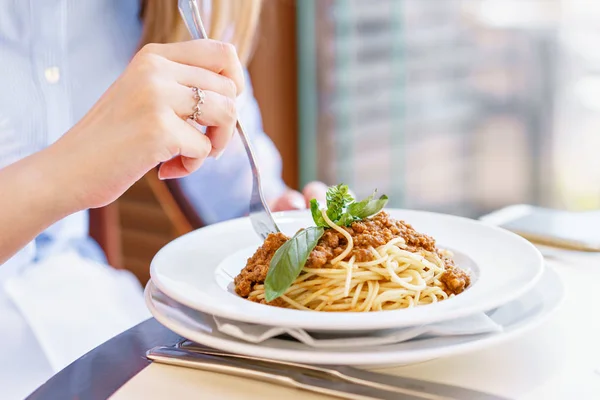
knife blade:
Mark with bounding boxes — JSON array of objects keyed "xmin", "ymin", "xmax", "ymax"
[{"xmin": 176, "ymin": 341, "xmax": 508, "ymax": 400}]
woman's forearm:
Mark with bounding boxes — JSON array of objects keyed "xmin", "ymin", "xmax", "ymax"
[
  {"xmin": 0, "ymin": 40, "xmax": 248, "ymax": 265},
  {"xmin": 0, "ymin": 146, "xmax": 80, "ymax": 265}
]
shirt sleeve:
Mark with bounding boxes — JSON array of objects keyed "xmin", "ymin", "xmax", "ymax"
[{"xmin": 176, "ymin": 70, "xmax": 287, "ymax": 225}]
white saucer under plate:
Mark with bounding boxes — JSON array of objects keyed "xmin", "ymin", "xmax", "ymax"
[
  {"xmin": 146, "ymin": 266, "xmax": 564, "ymax": 366},
  {"xmin": 150, "ymin": 209, "xmax": 544, "ymax": 331}
]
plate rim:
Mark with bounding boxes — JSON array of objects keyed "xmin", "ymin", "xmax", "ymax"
[{"xmin": 150, "ymin": 208, "xmax": 545, "ymax": 330}]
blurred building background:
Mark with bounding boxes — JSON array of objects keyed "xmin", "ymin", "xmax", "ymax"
[{"xmin": 295, "ymin": 0, "xmax": 599, "ymax": 218}]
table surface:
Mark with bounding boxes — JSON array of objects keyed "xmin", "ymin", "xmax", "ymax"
[{"xmin": 28, "ymin": 247, "xmax": 600, "ymax": 400}]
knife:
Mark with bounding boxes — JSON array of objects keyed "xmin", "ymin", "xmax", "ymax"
[
  {"xmin": 147, "ymin": 343, "xmax": 508, "ymax": 400},
  {"xmin": 148, "ymin": 346, "xmax": 416, "ymax": 399},
  {"xmin": 178, "ymin": 341, "xmax": 507, "ymax": 400}
]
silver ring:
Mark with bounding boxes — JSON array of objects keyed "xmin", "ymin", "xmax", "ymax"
[{"xmin": 190, "ymin": 86, "xmax": 205, "ymax": 122}]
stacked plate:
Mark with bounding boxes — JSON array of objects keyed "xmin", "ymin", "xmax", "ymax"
[{"xmin": 148, "ymin": 209, "xmax": 563, "ymax": 367}]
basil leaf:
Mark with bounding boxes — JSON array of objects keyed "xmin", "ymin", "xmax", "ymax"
[
  {"xmin": 325, "ymin": 184, "xmax": 354, "ymax": 222},
  {"xmin": 264, "ymin": 226, "xmax": 324, "ymax": 302},
  {"xmin": 310, "ymin": 199, "xmax": 328, "ymax": 227},
  {"xmin": 336, "ymin": 212, "xmax": 356, "ymax": 227},
  {"xmin": 309, "ymin": 184, "xmax": 388, "ymax": 227},
  {"xmin": 348, "ymin": 193, "xmax": 389, "ymax": 220}
]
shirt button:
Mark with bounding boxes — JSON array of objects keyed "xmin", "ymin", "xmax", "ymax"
[{"xmin": 44, "ymin": 67, "xmax": 61, "ymax": 84}]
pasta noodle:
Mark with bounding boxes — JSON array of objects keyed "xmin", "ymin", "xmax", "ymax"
[{"xmin": 246, "ymin": 210, "xmax": 455, "ymax": 312}]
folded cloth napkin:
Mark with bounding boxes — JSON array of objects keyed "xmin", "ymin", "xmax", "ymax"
[
  {"xmin": 151, "ymin": 283, "xmax": 502, "ymax": 349},
  {"xmin": 212, "ymin": 313, "xmax": 503, "ymax": 348}
]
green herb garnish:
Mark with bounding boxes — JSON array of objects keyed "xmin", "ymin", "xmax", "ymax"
[
  {"xmin": 264, "ymin": 226, "xmax": 324, "ymax": 302},
  {"xmin": 347, "ymin": 190, "xmax": 389, "ymax": 221},
  {"xmin": 312, "ymin": 184, "xmax": 388, "ymax": 227},
  {"xmin": 264, "ymin": 184, "xmax": 389, "ymax": 302},
  {"xmin": 325, "ymin": 183, "xmax": 354, "ymax": 222},
  {"xmin": 310, "ymin": 198, "xmax": 327, "ymax": 227}
]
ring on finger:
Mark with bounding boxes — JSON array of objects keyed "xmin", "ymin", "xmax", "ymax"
[{"xmin": 190, "ymin": 86, "xmax": 206, "ymax": 122}]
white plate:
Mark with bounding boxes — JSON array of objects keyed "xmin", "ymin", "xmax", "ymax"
[
  {"xmin": 150, "ymin": 209, "xmax": 544, "ymax": 331},
  {"xmin": 146, "ymin": 267, "xmax": 564, "ymax": 366}
]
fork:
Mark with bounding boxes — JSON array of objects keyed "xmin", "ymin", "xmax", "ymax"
[{"xmin": 178, "ymin": 0, "xmax": 280, "ymax": 239}]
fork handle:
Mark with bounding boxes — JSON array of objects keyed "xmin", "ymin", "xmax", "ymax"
[
  {"xmin": 177, "ymin": 0, "xmax": 263, "ymax": 179},
  {"xmin": 179, "ymin": 0, "xmax": 208, "ymax": 39}
]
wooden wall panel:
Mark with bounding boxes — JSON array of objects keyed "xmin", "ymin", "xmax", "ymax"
[
  {"xmin": 117, "ymin": 176, "xmax": 178, "ymax": 284},
  {"xmin": 89, "ymin": 204, "xmax": 122, "ymax": 268},
  {"xmin": 248, "ymin": 0, "xmax": 299, "ymax": 189}
]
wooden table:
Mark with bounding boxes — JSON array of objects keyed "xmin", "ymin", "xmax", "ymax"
[{"xmin": 27, "ymin": 248, "xmax": 600, "ymax": 400}]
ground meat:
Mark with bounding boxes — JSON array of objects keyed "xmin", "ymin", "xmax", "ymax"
[
  {"xmin": 306, "ymin": 211, "xmax": 438, "ymax": 264},
  {"xmin": 234, "ymin": 211, "xmax": 470, "ymax": 302},
  {"xmin": 233, "ymin": 232, "xmax": 288, "ymax": 297},
  {"xmin": 437, "ymin": 251, "xmax": 470, "ymax": 295},
  {"xmin": 440, "ymin": 264, "xmax": 471, "ymax": 295},
  {"xmin": 305, "ymin": 230, "xmax": 338, "ymax": 268}
]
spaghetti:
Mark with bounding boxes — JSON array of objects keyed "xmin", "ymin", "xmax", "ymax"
[{"xmin": 237, "ymin": 211, "xmax": 469, "ymax": 312}]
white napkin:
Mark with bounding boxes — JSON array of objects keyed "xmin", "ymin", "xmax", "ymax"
[
  {"xmin": 4, "ymin": 251, "xmax": 150, "ymax": 372},
  {"xmin": 212, "ymin": 313, "xmax": 503, "ymax": 348},
  {"xmin": 152, "ymin": 284, "xmax": 502, "ymax": 348}
]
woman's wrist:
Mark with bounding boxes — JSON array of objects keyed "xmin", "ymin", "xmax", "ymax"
[
  {"xmin": 28, "ymin": 144, "xmax": 86, "ymax": 219},
  {"xmin": 0, "ymin": 146, "xmax": 82, "ymax": 263}
]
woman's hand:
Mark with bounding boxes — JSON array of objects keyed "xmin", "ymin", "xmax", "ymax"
[
  {"xmin": 270, "ymin": 182, "xmax": 329, "ymax": 212},
  {"xmin": 50, "ymin": 39, "xmax": 245, "ymax": 211}
]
